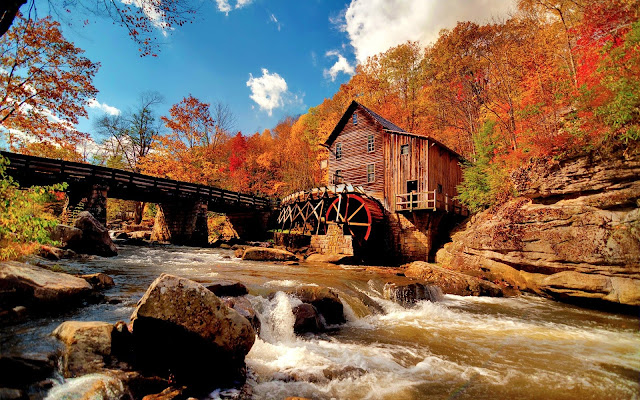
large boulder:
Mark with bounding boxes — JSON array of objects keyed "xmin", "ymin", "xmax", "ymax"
[
  {"xmin": 403, "ymin": 262, "xmax": 504, "ymax": 297},
  {"xmin": 242, "ymin": 247, "xmax": 297, "ymax": 262},
  {"xmin": 288, "ymin": 286, "xmax": 345, "ymax": 325},
  {"xmin": 50, "ymin": 224, "xmax": 83, "ymax": 247},
  {"xmin": 130, "ymin": 274, "xmax": 255, "ymax": 389},
  {"xmin": 221, "ymin": 296, "xmax": 261, "ymax": 334},
  {"xmin": 383, "ymin": 282, "xmax": 443, "ymax": 307},
  {"xmin": 436, "ymin": 148, "xmax": 640, "ymax": 309},
  {"xmin": 292, "ymin": 303, "xmax": 322, "ymax": 334},
  {"xmin": 71, "ymin": 211, "xmax": 118, "ymax": 257},
  {"xmin": 52, "ymin": 321, "xmax": 115, "ymax": 378},
  {"xmin": 0, "ymin": 261, "xmax": 92, "ymax": 310}
]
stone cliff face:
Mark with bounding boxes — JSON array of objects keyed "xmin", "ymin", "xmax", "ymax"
[{"xmin": 436, "ymin": 148, "xmax": 640, "ymax": 309}]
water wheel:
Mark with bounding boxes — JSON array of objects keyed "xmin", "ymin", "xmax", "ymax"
[{"xmin": 325, "ymin": 194, "xmax": 383, "ymax": 243}]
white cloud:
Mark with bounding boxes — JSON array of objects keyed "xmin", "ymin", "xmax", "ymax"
[
  {"xmin": 341, "ymin": 0, "xmax": 514, "ymax": 63},
  {"xmin": 247, "ymin": 69, "xmax": 301, "ymax": 116},
  {"xmin": 269, "ymin": 13, "xmax": 281, "ymax": 31},
  {"xmin": 121, "ymin": 0, "xmax": 170, "ymax": 36},
  {"xmin": 216, "ymin": 0, "xmax": 253, "ymax": 15},
  {"xmin": 323, "ymin": 50, "xmax": 355, "ymax": 81},
  {"xmin": 88, "ymin": 99, "xmax": 121, "ymax": 116},
  {"xmin": 236, "ymin": 0, "xmax": 253, "ymax": 9}
]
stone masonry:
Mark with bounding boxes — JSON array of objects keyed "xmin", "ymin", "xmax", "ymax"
[
  {"xmin": 386, "ymin": 212, "xmax": 443, "ymax": 264},
  {"xmin": 310, "ymin": 223, "xmax": 354, "ymax": 256}
]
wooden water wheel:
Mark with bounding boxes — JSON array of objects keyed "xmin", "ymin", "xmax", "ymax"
[{"xmin": 325, "ymin": 194, "xmax": 383, "ymax": 243}]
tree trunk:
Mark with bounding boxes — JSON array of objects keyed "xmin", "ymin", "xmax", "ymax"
[
  {"xmin": 134, "ymin": 201, "xmax": 145, "ymax": 224},
  {"xmin": 0, "ymin": 0, "xmax": 27, "ymax": 38}
]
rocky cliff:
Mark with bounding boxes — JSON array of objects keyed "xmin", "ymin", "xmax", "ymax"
[{"xmin": 436, "ymin": 147, "xmax": 640, "ymax": 309}]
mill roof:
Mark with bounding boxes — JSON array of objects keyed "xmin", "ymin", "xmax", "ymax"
[{"xmin": 324, "ymin": 100, "xmax": 464, "ymax": 160}]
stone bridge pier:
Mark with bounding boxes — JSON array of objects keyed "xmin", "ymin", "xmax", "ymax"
[
  {"xmin": 63, "ymin": 183, "xmax": 109, "ymax": 226},
  {"xmin": 151, "ymin": 201, "xmax": 209, "ymax": 246},
  {"xmin": 226, "ymin": 211, "xmax": 273, "ymax": 241}
]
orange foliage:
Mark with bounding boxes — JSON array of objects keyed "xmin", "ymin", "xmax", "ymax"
[{"xmin": 0, "ymin": 14, "xmax": 99, "ymax": 150}]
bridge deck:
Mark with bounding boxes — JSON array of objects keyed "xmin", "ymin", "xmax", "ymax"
[{"xmin": 1, "ymin": 151, "xmax": 271, "ymax": 210}]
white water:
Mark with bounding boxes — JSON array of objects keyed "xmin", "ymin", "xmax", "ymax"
[{"xmin": 4, "ymin": 245, "xmax": 638, "ymax": 400}]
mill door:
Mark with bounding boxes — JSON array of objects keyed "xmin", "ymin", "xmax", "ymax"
[{"xmin": 406, "ymin": 180, "xmax": 418, "ymax": 209}]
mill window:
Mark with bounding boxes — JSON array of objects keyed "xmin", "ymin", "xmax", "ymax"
[
  {"xmin": 400, "ymin": 144, "xmax": 409, "ymax": 155},
  {"xmin": 367, "ymin": 163, "xmax": 375, "ymax": 183},
  {"xmin": 353, "ymin": 113, "xmax": 358, "ymax": 125},
  {"xmin": 335, "ymin": 143, "xmax": 342, "ymax": 160},
  {"xmin": 367, "ymin": 134, "xmax": 375, "ymax": 152}
]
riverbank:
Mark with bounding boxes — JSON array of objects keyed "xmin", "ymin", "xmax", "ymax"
[{"xmin": 1, "ymin": 245, "xmax": 638, "ymax": 399}]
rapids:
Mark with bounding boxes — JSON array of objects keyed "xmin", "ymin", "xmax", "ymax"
[{"xmin": 1, "ymin": 245, "xmax": 638, "ymax": 399}]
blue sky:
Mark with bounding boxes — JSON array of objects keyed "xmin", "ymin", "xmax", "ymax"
[{"xmin": 34, "ymin": 0, "xmax": 515, "ymax": 140}]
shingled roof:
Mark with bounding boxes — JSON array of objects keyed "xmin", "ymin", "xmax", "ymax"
[
  {"xmin": 323, "ymin": 100, "xmax": 463, "ymax": 160},
  {"xmin": 324, "ymin": 101, "xmax": 408, "ymax": 146}
]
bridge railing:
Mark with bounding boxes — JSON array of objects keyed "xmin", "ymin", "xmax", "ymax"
[{"xmin": 0, "ymin": 151, "xmax": 271, "ymax": 210}]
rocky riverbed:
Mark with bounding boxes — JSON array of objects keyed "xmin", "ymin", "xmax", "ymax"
[{"xmin": 1, "ymin": 245, "xmax": 638, "ymax": 399}]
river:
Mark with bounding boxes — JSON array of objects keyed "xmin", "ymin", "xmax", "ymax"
[{"xmin": 1, "ymin": 245, "xmax": 638, "ymax": 399}]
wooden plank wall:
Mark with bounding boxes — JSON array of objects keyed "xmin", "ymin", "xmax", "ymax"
[
  {"xmin": 328, "ymin": 108, "xmax": 385, "ymax": 204},
  {"xmin": 428, "ymin": 144, "xmax": 463, "ymax": 199},
  {"xmin": 383, "ymin": 133, "xmax": 429, "ymax": 212},
  {"xmin": 383, "ymin": 134, "xmax": 463, "ymax": 212}
]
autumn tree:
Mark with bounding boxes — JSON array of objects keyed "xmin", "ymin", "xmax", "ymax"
[
  {"xmin": 573, "ymin": 0, "xmax": 640, "ymax": 143},
  {"xmin": 140, "ymin": 95, "xmax": 233, "ymax": 188},
  {"xmin": 1, "ymin": 0, "xmax": 197, "ymax": 56},
  {"xmin": 0, "ymin": 14, "xmax": 99, "ymax": 150}
]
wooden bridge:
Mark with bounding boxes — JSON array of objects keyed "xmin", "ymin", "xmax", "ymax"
[
  {"xmin": 1, "ymin": 151, "xmax": 273, "ymax": 244},
  {"xmin": 1, "ymin": 151, "xmax": 270, "ymax": 210}
]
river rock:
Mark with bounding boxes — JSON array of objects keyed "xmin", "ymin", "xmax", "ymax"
[
  {"xmin": 0, "ymin": 355, "xmax": 54, "ymax": 389},
  {"xmin": 292, "ymin": 303, "xmax": 322, "ymax": 333},
  {"xmin": 50, "ymin": 224, "xmax": 83, "ymax": 247},
  {"xmin": 113, "ymin": 231, "xmax": 130, "ymax": 240},
  {"xmin": 436, "ymin": 148, "xmax": 640, "ymax": 309},
  {"xmin": 142, "ymin": 386, "xmax": 185, "ymax": 400},
  {"xmin": 0, "ymin": 388, "xmax": 23, "ymax": 400},
  {"xmin": 221, "ymin": 296, "xmax": 261, "ymax": 334},
  {"xmin": 52, "ymin": 321, "xmax": 115, "ymax": 378},
  {"xmin": 38, "ymin": 245, "xmax": 66, "ymax": 261},
  {"xmin": 288, "ymin": 286, "xmax": 345, "ymax": 325},
  {"xmin": 0, "ymin": 261, "xmax": 92, "ymax": 309},
  {"xmin": 403, "ymin": 262, "xmax": 503, "ymax": 297},
  {"xmin": 71, "ymin": 212, "xmax": 118, "ymax": 257},
  {"xmin": 305, "ymin": 254, "xmax": 357, "ymax": 264},
  {"xmin": 206, "ymin": 280, "xmax": 248, "ymax": 297},
  {"xmin": 383, "ymin": 282, "xmax": 443, "ymax": 307},
  {"xmin": 80, "ymin": 273, "xmax": 115, "ymax": 290},
  {"xmin": 242, "ymin": 247, "xmax": 297, "ymax": 262},
  {"xmin": 130, "ymin": 231, "xmax": 152, "ymax": 240},
  {"xmin": 130, "ymin": 274, "xmax": 255, "ymax": 389}
]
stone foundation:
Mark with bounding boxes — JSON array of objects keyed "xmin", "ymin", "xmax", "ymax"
[
  {"xmin": 310, "ymin": 224, "xmax": 354, "ymax": 256},
  {"xmin": 385, "ymin": 212, "xmax": 444, "ymax": 264}
]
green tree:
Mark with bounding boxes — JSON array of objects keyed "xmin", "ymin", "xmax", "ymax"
[
  {"xmin": 0, "ymin": 156, "xmax": 66, "ymax": 260},
  {"xmin": 457, "ymin": 121, "xmax": 510, "ymax": 212}
]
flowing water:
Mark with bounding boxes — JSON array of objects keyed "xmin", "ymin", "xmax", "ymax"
[{"xmin": 1, "ymin": 245, "xmax": 639, "ymax": 399}]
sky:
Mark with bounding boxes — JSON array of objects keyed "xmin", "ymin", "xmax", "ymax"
[{"xmin": 32, "ymin": 0, "xmax": 516, "ymax": 140}]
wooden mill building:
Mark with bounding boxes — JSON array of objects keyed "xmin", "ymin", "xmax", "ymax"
[{"xmin": 324, "ymin": 100, "xmax": 466, "ymax": 215}]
